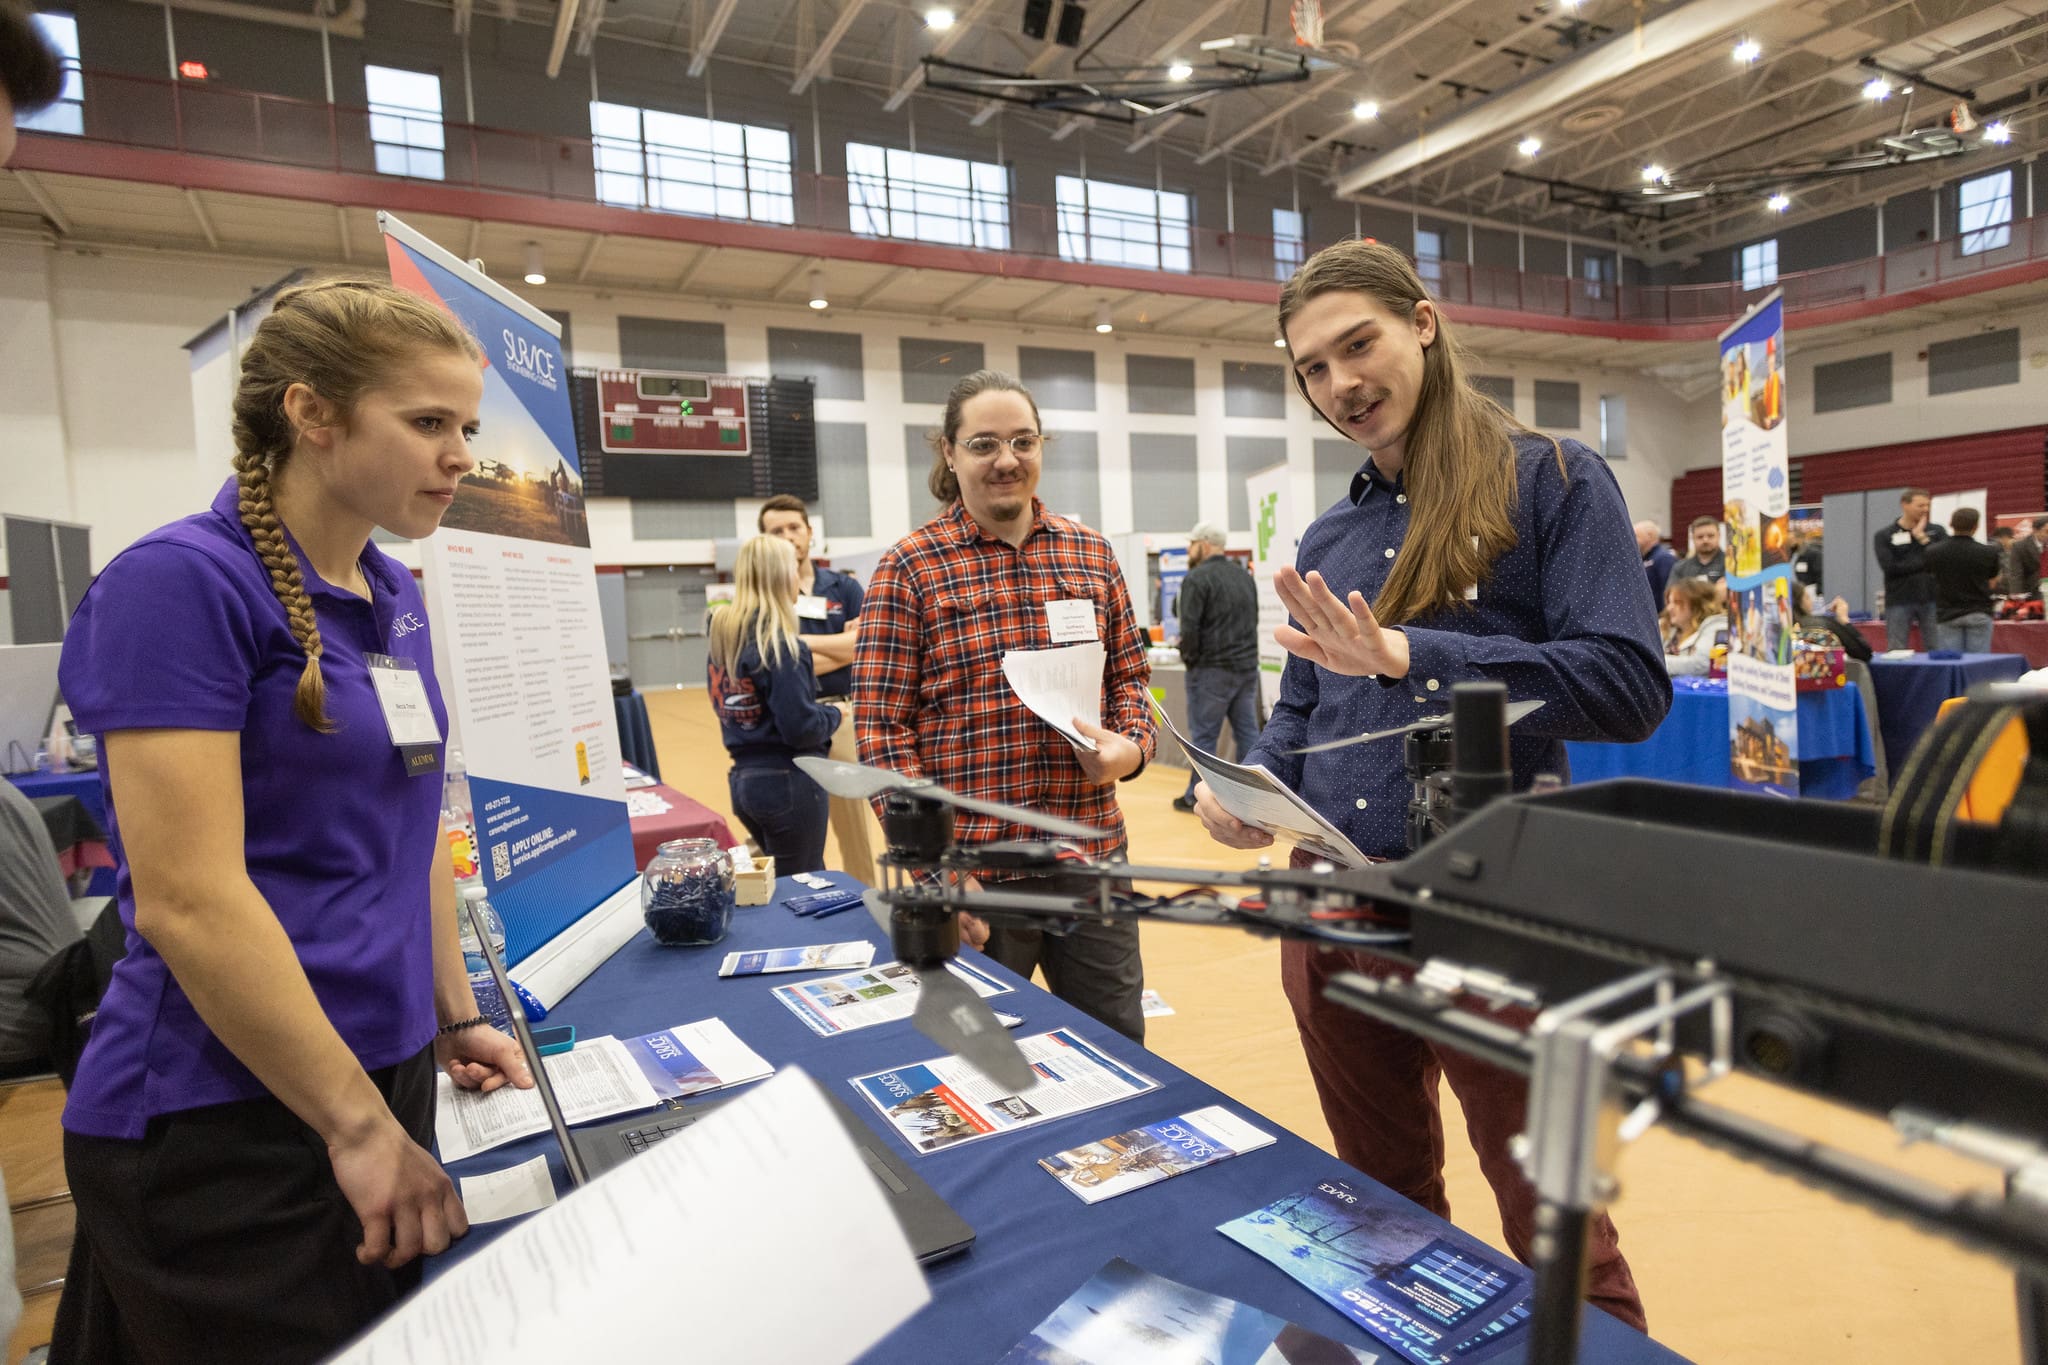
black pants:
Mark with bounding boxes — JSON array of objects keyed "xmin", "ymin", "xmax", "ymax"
[
  {"xmin": 51, "ymin": 1047, "xmax": 436, "ymax": 1365},
  {"xmin": 729, "ymin": 761, "xmax": 830, "ymax": 875},
  {"xmin": 981, "ymin": 859, "xmax": 1145, "ymax": 1045}
]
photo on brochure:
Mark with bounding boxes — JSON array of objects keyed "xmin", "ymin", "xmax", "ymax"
[
  {"xmin": 995, "ymin": 1256, "xmax": 1379, "ymax": 1365},
  {"xmin": 1039, "ymin": 1105, "xmax": 1275, "ymax": 1205}
]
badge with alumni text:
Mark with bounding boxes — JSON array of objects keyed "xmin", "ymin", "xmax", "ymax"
[{"xmin": 367, "ymin": 653, "xmax": 442, "ymax": 776}]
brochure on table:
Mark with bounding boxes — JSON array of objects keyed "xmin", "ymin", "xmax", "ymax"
[
  {"xmin": 1039, "ymin": 1105, "xmax": 1275, "ymax": 1205},
  {"xmin": 775, "ymin": 959, "xmax": 1011, "ymax": 1036},
  {"xmin": 852, "ymin": 1028, "xmax": 1158, "ymax": 1155},
  {"xmin": 380, "ymin": 214, "xmax": 638, "ymax": 1005}
]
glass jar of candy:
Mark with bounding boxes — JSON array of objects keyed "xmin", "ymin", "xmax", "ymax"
[{"xmin": 640, "ymin": 839, "xmax": 735, "ymax": 947}]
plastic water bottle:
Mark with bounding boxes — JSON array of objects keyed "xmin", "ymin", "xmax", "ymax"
[
  {"xmin": 458, "ymin": 885, "xmax": 513, "ymax": 1034},
  {"xmin": 443, "ymin": 749, "xmax": 481, "ymax": 889}
]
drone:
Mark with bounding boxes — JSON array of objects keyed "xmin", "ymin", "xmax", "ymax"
[{"xmin": 799, "ymin": 681, "xmax": 2048, "ymax": 1365}]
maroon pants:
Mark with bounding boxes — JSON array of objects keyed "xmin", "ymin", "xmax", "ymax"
[{"xmin": 1280, "ymin": 936, "xmax": 1649, "ymax": 1332}]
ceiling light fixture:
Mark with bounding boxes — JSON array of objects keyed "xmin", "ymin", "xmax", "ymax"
[
  {"xmin": 1641, "ymin": 164, "xmax": 1666, "ymax": 183},
  {"xmin": 1094, "ymin": 301, "xmax": 1113, "ymax": 334},
  {"xmin": 1273, "ymin": 336, "xmax": 1287, "ymax": 348},
  {"xmin": 1517, "ymin": 135, "xmax": 1542, "ymax": 158},
  {"xmin": 925, "ymin": 7, "xmax": 955, "ymax": 30},
  {"xmin": 1862, "ymin": 76, "xmax": 1892, "ymax": 101},
  {"xmin": 1733, "ymin": 38, "xmax": 1760, "ymax": 64},
  {"xmin": 1767, "ymin": 193, "xmax": 1790, "ymax": 213},
  {"xmin": 1167, "ymin": 60, "xmax": 1193, "ymax": 81},
  {"xmin": 1352, "ymin": 99, "xmax": 1379, "ymax": 120},
  {"xmin": 1985, "ymin": 120, "xmax": 2013, "ymax": 145},
  {"xmin": 808, "ymin": 270, "xmax": 828, "ymax": 310},
  {"xmin": 522, "ymin": 242, "xmax": 546, "ymax": 285}
]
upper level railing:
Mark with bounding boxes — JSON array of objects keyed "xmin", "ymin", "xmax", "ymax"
[{"xmin": 26, "ymin": 67, "xmax": 2048, "ymax": 331}]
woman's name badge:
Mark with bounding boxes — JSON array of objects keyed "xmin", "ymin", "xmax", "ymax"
[
  {"xmin": 1045, "ymin": 598, "xmax": 1098, "ymax": 643},
  {"xmin": 367, "ymin": 653, "xmax": 442, "ymax": 776},
  {"xmin": 796, "ymin": 594, "xmax": 832, "ymax": 621}
]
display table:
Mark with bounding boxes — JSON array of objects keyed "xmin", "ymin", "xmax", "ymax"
[
  {"xmin": 1862, "ymin": 653, "xmax": 2029, "ymax": 770},
  {"xmin": 1855, "ymin": 619, "xmax": 2048, "ymax": 669},
  {"xmin": 1565, "ymin": 678, "xmax": 1875, "ymax": 798},
  {"xmin": 30, "ymin": 794, "xmax": 112, "ymax": 882},
  {"xmin": 626, "ymin": 781, "xmax": 736, "ymax": 870},
  {"xmin": 7, "ymin": 763, "xmax": 114, "ymax": 895},
  {"xmin": 428, "ymin": 874, "xmax": 1686, "ymax": 1364}
]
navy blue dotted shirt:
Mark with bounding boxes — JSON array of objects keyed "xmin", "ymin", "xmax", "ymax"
[{"xmin": 1244, "ymin": 432, "xmax": 1670, "ymax": 860}]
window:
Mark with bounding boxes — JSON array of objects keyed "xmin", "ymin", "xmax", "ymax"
[
  {"xmin": 1960, "ymin": 169, "xmax": 2013, "ymax": 256},
  {"xmin": 1414, "ymin": 228, "xmax": 1443, "ymax": 292},
  {"xmin": 366, "ymin": 65, "xmax": 444, "ymax": 180},
  {"xmin": 1582, "ymin": 251, "xmax": 1613, "ymax": 301},
  {"xmin": 1739, "ymin": 239, "xmax": 1778, "ymax": 292},
  {"xmin": 1056, "ymin": 176, "xmax": 1191, "ymax": 272},
  {"xmin": 15, "ymin": 12, "xmax": 81, "ymax": 137},
  {"xmin": 1273, "ymin": 207, "xmax": 1305, "ymax": 281},
  {"xmin": 1599, "ymin": 393, "xmax": 1627, "ymax": 458},
  {"xmin": 847, "ymin": 143, "xmax": 1008, "ymax": 249},
  {"xmin": 591, "ymin": 102, "xmax": 793, "ymax": 224}
]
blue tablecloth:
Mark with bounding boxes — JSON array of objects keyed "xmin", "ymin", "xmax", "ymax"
[
  {"xmin": 430, "ymin": 875, "xmax": 1685, "ymax": 1364},
  {"xmin": 6, "ymin": 763, "xmax": 115, "ymax": 896},
  {"xmin": 1565, "ymin": 678, "xmax": 1874, "ymax": 798},
  {"xmin": 1863, "ymin": 654, "xmax": 2028, "ymax": 772}
]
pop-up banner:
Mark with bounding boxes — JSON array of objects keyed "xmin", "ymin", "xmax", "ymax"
[
  {"xmin": 1246, "ymin": 463, "xmax": 1299, "ymax": 713},
  {"xmin": 380, "ymin": 213, "xmax": 639, "ymax": 1001}
]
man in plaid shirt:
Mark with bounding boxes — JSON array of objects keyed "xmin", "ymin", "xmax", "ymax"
[{"xmin": 854, "ymin": 370, "xmax": 1156, "ymax": 1042}]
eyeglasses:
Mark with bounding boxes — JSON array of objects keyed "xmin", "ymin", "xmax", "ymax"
[{"xmin": 957, "ymin": 434, "xmax": 1043, "ymax": 458}]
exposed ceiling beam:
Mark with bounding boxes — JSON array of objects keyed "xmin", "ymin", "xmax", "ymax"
[
  {"xmin": 452, "ymin": 0, "xmax": 470, "ymax": 35},
  {"xmin": 1044, "ymin": 0, "xmax": 1244, "ymax": 142},
  {"xmin": 688, "ymin": 0, "xmax": 743, "ymax": 79},
  {"xmin": 1145, "ymin": 296, "xmax": 1219, "ymax": 330},
  {"xmin": 969, "ymin": 45, "xmax": 1066, "ymax": 127},
  {"xmin": 770, "ymin": 254, "xmax": 819, "ymax": 298},
  {"xmin": 575, "ymin": 233, "xmax": 607, "ymax": 282},
  {"xmin": 1127, "ymin": 112, "xmax": 1188, "ymax": 152},
  {"xmin": 181, "ymin": 189, "xmax": 219, "ymax": 248},
  {"xmin": 885, "ymin": 0, "xmax": 998, "ymax": 113},
  {"xmin": 855, "ymin": 265, "xmax": 914, "ymax": 308},
  {"xmin": 1334, "ymin": 0, "xmax": 1783, "ymax": 197},
  {"xmin": 674, "ymin": 245, "xmax": 718, "ymax": 293},
  {"xmin": 792, "ymin": 0, "xmax": 871, "ymax": 95},
  {"xmin": 936, "ymin": 274, "xmax": 999, "ymax": 311},
  {"xmin": 572, "ymin": 0, "xmax": 605, "ymax": 58},
  {"xmin": 1016, "ymin": 281, "xmax": 1078, "ymax": 316},
  {"xmin": 10, "ymin": 171, "xmax": 70, "ymax": 234},
  {"xmin": 544, "ymin": 0, "xmax": 580, "ymax": 79}
]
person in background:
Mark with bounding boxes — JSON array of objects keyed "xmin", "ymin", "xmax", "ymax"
[
  {"xmin": 1669, "ymin": 515, "xmax": 1726, "ymax": 586},
  {"xmin": 1170, "ymin": 521, "xmax": 1262, "ymax": 813},
  {"xmin": 1874, "ymin": 488, "xmax": 1946, "ymax": 650},
  {"xmin": 1991, "ymin": 526, "xmax": 2019, "ymax": 595},
  {"xmin": 0, "ymin": 781, "xmax": 83, "ymax": 1072},
  {"xmin": 1194, "ymin": 240, "xmax": 1665, "ymax": 1333},
  {"xmin": 1789, "ymin": 530, "xmax": 1823, "ymax": 597},
  {"xmin": 707, "ymin": 535, "xmax": 845, "ymax": 875},
  {"xmin": 856, "ymin": 369, "xmax": 1156, "ymax": 1044},
  {"xmin": 1925, "ymin": 507, "xmax": 2003, "ymax": 653},
  {"xmin": 1661, "ymin": 577, "xmax": 1728, "ymax": 675},
  {"xmin": 1635, "ymin": 520, "xmax": 1676, "ymax": 610},
  {"xmin": 1795, "ymin": 582, "xmax": 1873, "ymax": 662},
  {"xmin": 757, "ymin": 494, "xmax": 862, "ymax": 699},
  {"xmin": 2007, "ymin": 519, "xmax": 2046, "ymax": 599},
  {"xmin": 51, "ymin": 281, "xmax": 533, "ymax": 1363}
]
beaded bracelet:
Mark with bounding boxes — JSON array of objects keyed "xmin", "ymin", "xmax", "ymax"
[{"xmin": 436, "ymin": 1014, "xmax": 490, "ymax": 1037}]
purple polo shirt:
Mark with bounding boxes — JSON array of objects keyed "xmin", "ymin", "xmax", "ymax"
[{"xmin": 58, "ymin": 479, "xmax": 446, "ymax": 1139}]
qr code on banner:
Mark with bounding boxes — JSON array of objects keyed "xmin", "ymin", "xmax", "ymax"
[{"xmin": 490, "ymin": 841, "xmax": 511, "ymax": 881}]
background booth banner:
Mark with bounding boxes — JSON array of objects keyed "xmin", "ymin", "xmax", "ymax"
[
  {"xmin": 381, "ymin": 214, "xmax": 637, "ymax": 972},
  {"xmin": 1245, "ymin": 464, "xmax": 1298, "ymax": 714},
  {"xmin": 1718, "ymin": 292, "xmax": 1799, "ymax": 797}
]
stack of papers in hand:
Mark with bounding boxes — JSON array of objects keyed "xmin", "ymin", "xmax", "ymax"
[
  {"xmin": 1151, "ymin": 696, "xmax": 1370, "ymax": 866},
  {"xmin": 1002, "ymin": 642, "xmax": 1105, "ymax": 751}
]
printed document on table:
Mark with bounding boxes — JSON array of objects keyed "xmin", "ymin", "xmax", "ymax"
[
  {"xmin": 1039, "ymin": 1105, "xmax": 1276, "ymax": 1205},
  {"xmin": 1002, "ymin": 643, "xmax": 1105, "ymax": 751},
  {"xmin": 851, "ymin": 1028, "xmax": 1159, "ymax": 1156},
  {"xmin": 1152, "ymin": 697, "xmax": 1371, "ymax": 867},
  {"xmin": 616, "ymin": 1017, "xmax": 775, "ymax": 1100},
  {"xmin": 332, "ymin": 1070, "xmax": 930, "ymax": 1365},
  {"xmin": 434, "ymin": 1035, "xmax": 661, "ymax": 1162},
  {"xmin": 774, "ymin": 959, "xmax": 1012, "ymax": 1037},
  {"xmin": 458, "ymin": 1153, "xmax": 557, "ymax": 1224}
]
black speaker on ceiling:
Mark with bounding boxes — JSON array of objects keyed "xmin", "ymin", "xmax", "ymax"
[
  {"xmin": 1021, "ymin": 0, "xmax": 1052, "ymax": 40},
  {"xmin": 1054, "ymin": 1, "xmax": 1086, "ymax": 46}
]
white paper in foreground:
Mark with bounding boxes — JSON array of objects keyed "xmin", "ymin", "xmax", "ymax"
[
  {"xmin": 1002, "ymin": 643, "xmax": 1105, "ymax": 751},
  {"xmin": 433, "ymin": 1036, "xmax": 661, "ymax": 1162},
  {"xmin": 1151, "ymin": 698, "xmax": 1371, "ymax": 867},
  {"xmin": 458, "ymin": 1154, "xmax": 557, "ymax": 1224},
  {"xmin": 332, "ymin": 1069, "xmax": 930, "ymax": 1365}
]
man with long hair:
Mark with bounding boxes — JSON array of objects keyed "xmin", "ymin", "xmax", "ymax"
[{"xmin": 1193, "ymin": 239, "xmax": 1668, "ymax": 1330}]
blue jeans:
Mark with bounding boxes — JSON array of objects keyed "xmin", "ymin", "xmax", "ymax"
[
  {"xmin": 1935, "ymin": 612, "xmax": 1993, "ymax": 653},
  {"xmin": 1885, "ymin": 599, "xmax": 1939, "ymax": 650},
  {"xmin": 729, "ymin": 762, "xmax": 830, "ymax": 874},
  {"xmin": 1183, "ymin": 666, "xmax": 1263, "ymax": 799}
]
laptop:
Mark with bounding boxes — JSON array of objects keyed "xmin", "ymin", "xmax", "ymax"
[{"xmin": 462, "ymin": 898, "xmax": 975, "ymax": 1265}]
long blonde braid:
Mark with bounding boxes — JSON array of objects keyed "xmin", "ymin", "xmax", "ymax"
[{"xmin": 229, "ymin": 277, "xmax": 481, "ymax": 731}]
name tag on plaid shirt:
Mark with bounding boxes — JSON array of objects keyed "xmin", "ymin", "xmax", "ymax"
[{"xmin": 1045, "ymin": 598, "xmax": 1098, "ymax": 643}]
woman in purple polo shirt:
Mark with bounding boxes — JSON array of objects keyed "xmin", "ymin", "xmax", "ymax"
[{"xmin": 50, "ymin": 279, "xmax": 533, "ymax": 1363}]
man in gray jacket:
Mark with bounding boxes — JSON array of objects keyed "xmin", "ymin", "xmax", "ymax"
[{"xmin": 1171, "ymin": 522, "xmax": 1263, "ymax": 811}]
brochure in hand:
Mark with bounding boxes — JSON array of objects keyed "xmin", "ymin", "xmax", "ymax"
[
  {"xmin": 996, "ymin": 1256, "xmax": 1378, "ymax": 1364},
  {"xmin": 1039, "ymin": 1105, "xmax": 1275, "ymax": 1204},
  {"xmin": 774, "ymin": 959, "xmax": 1011, "ymax": 1037},
  {"xmin": 718, "ymin": 942, "xmax": 876, "ymax": 977},
  {"xmin": 1218, "ymin": 1178, "xmax": 1532, "ymax": 1365},
  {"xmin": 1150, "ymin": 696, "xmax": 1370, "ymax": 866},
  {"xmin": 851, "ymin": 1028, "xmax": 1158, "ymax": 1156}
]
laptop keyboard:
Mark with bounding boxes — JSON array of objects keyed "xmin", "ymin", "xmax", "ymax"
[{"xmin": 621, "ymin": 1115, "xmax": 698, "ymax": 1152}]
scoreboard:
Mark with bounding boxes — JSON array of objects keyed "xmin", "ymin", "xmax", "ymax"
[{"xmin": 595, "ymin": 369, "xmax": 751, "ymax": 456}]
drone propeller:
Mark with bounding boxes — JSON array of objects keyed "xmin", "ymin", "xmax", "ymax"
[
  {"xmin": 795, "ymin": 756, "xmax": 1110, "ymax": 841},
  {"xmin": 861, "ymin": 889, "xmax": 1040, "ymax": 1091},
  {"xmin": 1288, "ymin": 698, "xmax": 1545, "ymax": 755}
]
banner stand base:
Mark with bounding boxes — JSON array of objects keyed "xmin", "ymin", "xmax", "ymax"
[{"xmin": 510, "ymin": 878, "xmax": 641, "ymax": 1010}]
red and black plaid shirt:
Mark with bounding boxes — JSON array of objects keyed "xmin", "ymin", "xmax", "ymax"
[{"xmin": 853, "ymin": 498, "xmax": 1157, "ymax": 864}]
